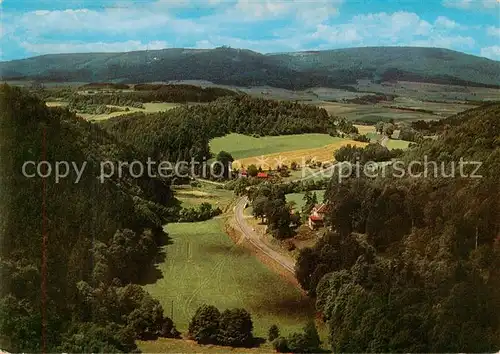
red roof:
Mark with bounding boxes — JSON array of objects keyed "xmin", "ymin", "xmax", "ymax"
[
  {"xmin": 257, "ymin": 172, "xmax": 269, "ymax": 178},
  {"xmin": 309, "ymin": 215, "xmax": 324, "ymax": 222}
]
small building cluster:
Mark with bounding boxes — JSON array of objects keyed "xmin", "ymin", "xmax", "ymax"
[
  {"xmin": 239, "ymin": 169, "xmax": 271, "ymax": 179},
  {"xmin": 308, "ymin": 203, "xmax": 329, "ymax": 230}
]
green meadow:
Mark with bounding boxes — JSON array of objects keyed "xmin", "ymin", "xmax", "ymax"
[
  {"xmin": 142, "ymin": 218, "xmax": 315, "ymax": 338},
  {"xmin": 210, "ymin": 133, "xmax": 339, "ymax": 160}
]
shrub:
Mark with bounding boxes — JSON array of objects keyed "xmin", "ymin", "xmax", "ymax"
[
  {"xmin": 178, "ymin": 203, "xmax": 222, "ymax": 222},
  {"xmin": 268, "ymin": 324, "xmax": 280, "ymax": 342},
  {"xmin": 188, "ymin": 304, "xmax": 221, "ymax": 344},
  {"xmin": 217, "ymin": 308, "xmax": 254, "ymax": 347},
  {"xmin": 273, "ymin": 337, "xmax": 289, "ymax": 352}
]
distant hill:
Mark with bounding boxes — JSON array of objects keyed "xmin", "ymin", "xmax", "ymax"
[{"xmin": 1, "ymin": 46, "xmax": 499, "ymax": 89}]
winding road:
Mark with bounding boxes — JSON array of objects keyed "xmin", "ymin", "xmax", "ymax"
[{"xmin": 233, "ymin": 196, "xmax": 296, "ymax": 274}]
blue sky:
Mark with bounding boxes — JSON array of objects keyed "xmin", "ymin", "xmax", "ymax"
[{"xmin": 1, "ymin": 0, "xmax": 499, "ymax": 61}]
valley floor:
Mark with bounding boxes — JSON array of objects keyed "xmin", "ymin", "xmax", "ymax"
[{"xmin": 140, "ymin": 210, "xmax": 327, "ymax": 351}]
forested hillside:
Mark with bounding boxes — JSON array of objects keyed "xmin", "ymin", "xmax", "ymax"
[
  {"xmin": 295, "ymin": 103, "xmax": 500, "ymax": 352},
  {"xmin": 101, "ymin": 95, "xmax": 344, "ymax": 163},
  {"xmin": 0, "ymin": 85, "xmax": 181, "ymax": 352},
  {"xmin": 1, "ymin": 46, "xmax": 499, "ymax": 88}
]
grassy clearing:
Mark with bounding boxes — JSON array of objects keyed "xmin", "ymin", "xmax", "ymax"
[
  {"xmin": 385, "ymin": 139, "xmax": 412, "ymax": 150},
  {"xmin": 286, "ymin": 190, "xmax": 326, "ymax": 210},
  {"xmin": 45, "ymin": 101, "xmax": 68, "ymax": 107},
  {"xmin": 232, "ymin": 139, "xmax": 367, "ymax": 170},
  {"xmin": 143, "ymin": 102, "xmax": 180, "ymax": 112},
  {"xmin": 137, "ymin": 338, "xmax": 274, "ymax": 353},
  {"xmin": 174, "ymin": 184, "xmax": 234, "ymax": 209},
  {"xmin": 354, "ymin": 124, "xmax": 376, "ymax": 135},
  {"xmin": 319, "ymin": 102, "xmax": 439, "ymax": 122},
  {"xmin": 210, "ymin": 133, "xmax": 339, "ymax": 161},
  {"xmin": 142, "ymin": 218, "xmax": 315, "ymax": 339},
  {"xmin": 81, "ymin": 102, "xmax": 179, "ymax": 121}
]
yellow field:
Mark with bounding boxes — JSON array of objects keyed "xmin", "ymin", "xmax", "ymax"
[
  {"xmin": 354, "ymin": 124, "xmax": 376, "ymax": 135},
  {"xmin": 232, "ymin": 139, "xmax": 368, "ymax": 169}
]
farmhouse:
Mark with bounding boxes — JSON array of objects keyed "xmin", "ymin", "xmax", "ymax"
[
  {"xmin": 308, "ymin": 203, "xmax": 329, "ymax": 230},
  {"xmin": 257, "ymin": 172, "xmax": 270, "ymax": 179}
]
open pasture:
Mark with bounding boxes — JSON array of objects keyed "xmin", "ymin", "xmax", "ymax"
[
  {"xmin": 174, "ymin": 184, "xmax": 234, "ymax": 209},
  {"xmin": 210, "ymin": 133, "xmax": 340, "ymax": 160},
  {"xmin": 142, "ymin": 219, "xmax": 315, "ymax": 338},
  {"xmin": 232, "ymin": 139, "xmax": 368, "ymax": 169}
]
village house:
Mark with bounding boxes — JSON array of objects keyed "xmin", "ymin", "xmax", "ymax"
[
  {"xmin": 239, "ymin": 169, "xmax": 248, "ymax": 178},
  {"xmin": 308, "ymin": 203, "xmax": 329, "ymax": 230}
]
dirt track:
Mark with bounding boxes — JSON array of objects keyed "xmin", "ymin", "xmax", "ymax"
[{"xmin": 233, "ymin": 197, "xmax": 296, "ymax": 274}]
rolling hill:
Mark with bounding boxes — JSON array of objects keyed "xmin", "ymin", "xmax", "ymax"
[{"xmin": 1, "ymin": 46, "xmax": 499, "ymax": 89}]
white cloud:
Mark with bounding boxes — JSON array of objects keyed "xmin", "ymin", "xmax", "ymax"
[
  {"xmin": 20, "ymin": 40, "xmax": 169, "ymax": 55},
  {"xmin": 351, "ymin": 12, "xmax": 433, "ymax": 37},
  {"xmin": 222, "ymin": 0, "xmax": 342, "ymax": 25},
  {"xmin": 310, "ymin": 11, "xmax": 433, "ymax": 47},
  {"xmin": 442, "ymin": 0, "xmax": 499, "ymax": 9},
  {"xmin": 487, "ymin": 26, "xmax": 500, "ymax": 37},
  {"xmin": 310, "ymin": 24, "xmax": 361, "ymax": 43},
  {"xmin": 17, "ymin": 7, "xmax": 204, "ymax": 35},
  {"xmin": 435, "ymin": 16, "xmax": 460, "ymax": 29},
  {"xmin": 307, "ymin": 11, "xmax": 476, "ymax": 52},
  {"xmin": 480, "ymin": 45, "xmax": 500, "ymax": 60}
]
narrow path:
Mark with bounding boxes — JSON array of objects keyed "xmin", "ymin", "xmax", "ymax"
[{"xmin": 233, "ymin": 196, "xmax": 295, "ymax": 274}]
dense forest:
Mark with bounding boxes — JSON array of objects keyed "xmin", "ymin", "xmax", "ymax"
[
  {"xmin": 0, "ymin": 85, "xmax": 182, "ymax": 352},
  {"xmin": 295, "ymin": 103, "xmax": 500, "ymax": 352},
  {"xmin": 101, "ymin": 95, "xmax": 343, "ymax": 164}
]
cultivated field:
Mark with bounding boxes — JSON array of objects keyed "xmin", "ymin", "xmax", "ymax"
[
  {"xmin": 232, "ymin": 138, "xmax": 368, "ymax": 169},
  {"xmin": 143, "ymin": 218, "xmax": 315, "ymax": 338},
  {"xmin": 319, "ymin": 101, "xmax": 439, "ymax": 122},
  {"xmin": 354, "ymin": 80, "xmax": 500, "ymax": 102},
  {"xmin": 354, "ymin": 124, "xmax": 376, "ymax": 135},
  {"xmin": 210, "ymin": 133, "xmax": 340, "ymax": 160}
]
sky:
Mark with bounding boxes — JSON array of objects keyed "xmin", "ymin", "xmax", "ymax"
[{"xmin": 0, "ymin": 0, "xmax": 499, "ymax": 61}]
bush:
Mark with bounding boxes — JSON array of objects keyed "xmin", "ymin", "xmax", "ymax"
[
  {"xmin": 273, "ymin": 337, "xmax": 289, "ymax": 353},
  {"xmin": 352, "ymin": 133, "xmax": 370, "ymax": 142},
  {"xmin": 188, "ymin": 304, "xmax": 221, "ymax": 344},
  {"xmin": 268, "ymin": 324, "xmax": 280, "ymax": 342},
  {"xmin": 160, "ymin": 317, "xmax": 181, "ymax": 339},
  {"xmin": 178, "ymin": 203, "xmax": 222, "ymax": 222},
  {"xmin": 217, "ymin": 308, "xmax": 254, "ymax": 347},
  {"xmin": 188, "ymin": 305, "xmax": 255, "ymax": 347},
  {"xmin": 273, "ymin": 322, "xmax": 321, "ymax": 353}
]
